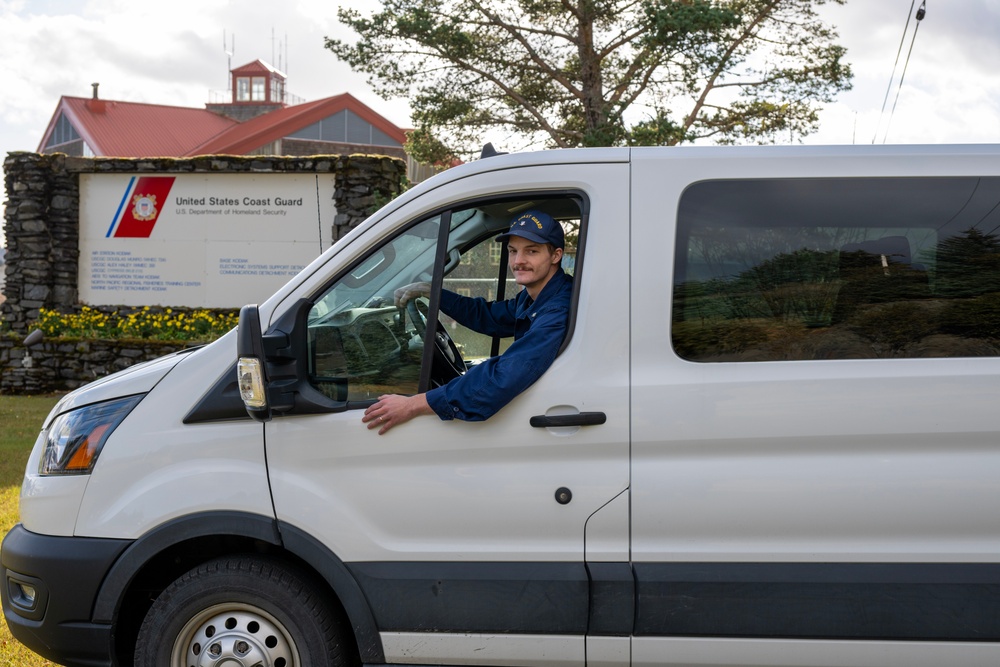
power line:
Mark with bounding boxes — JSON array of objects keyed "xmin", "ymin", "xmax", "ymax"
[
  {"xmin": 883, "ymin": 1, "xmax": 927, "ymax": 143},
  {"xmin": 873, "ymin": 0, "xmax": 916, "ymax": 141},
  {"xmin": 873, "ymin": 1, "xmax": 927, "ymax": 144}
]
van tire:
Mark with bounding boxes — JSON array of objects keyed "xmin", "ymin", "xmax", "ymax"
[{"xmin": 134, "ymin": 555, "xmax": 348, "ymax": 667}]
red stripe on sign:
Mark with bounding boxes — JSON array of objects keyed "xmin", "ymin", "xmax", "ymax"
[{"xmin": 113, "ymin": 176, "xmax": 176, "ymax": 238}]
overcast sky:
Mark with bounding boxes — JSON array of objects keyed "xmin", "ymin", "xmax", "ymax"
[{"xmin": 1, "ymin": 0, "xmax": 999, "ymax": 246}]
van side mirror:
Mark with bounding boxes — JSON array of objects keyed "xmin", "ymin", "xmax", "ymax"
[
  {"xmin": 237, "ymin": 304, "xmax": 271, "ymax": 422},
  {"xmin": 237, "ymin": 300, "xmax": 343, "ymax": 422}
]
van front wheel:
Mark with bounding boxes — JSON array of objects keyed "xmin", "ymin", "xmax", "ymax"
[{"xmin": 134, "ymin": 555, "xmax": 348, "ymax": 667}]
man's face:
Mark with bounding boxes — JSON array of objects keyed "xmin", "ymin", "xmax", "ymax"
[{"xmin": 507, "ymin": 235, "xmax": 563, "ymax": 295}]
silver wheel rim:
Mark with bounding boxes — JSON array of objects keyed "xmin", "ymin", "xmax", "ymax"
[{"xmin": 170, "ymin": 602, "xmax": 300, "ymax": 667}]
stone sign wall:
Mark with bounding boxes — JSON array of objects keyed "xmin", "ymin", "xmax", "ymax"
[{"xmin": 1, "ymin": 151, "xmax": 406, "ymax": 393}]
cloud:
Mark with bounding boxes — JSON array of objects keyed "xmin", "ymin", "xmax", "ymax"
[
  {"xmin": 811, "ymin": 0, "xmax": 1000, "ymax": 144},
  {"xmin": 0, "ymin": 0, "xmax": 412, "ymax": 162},
  {"xmin": 0, "ymin": 0, "xmax": 997, "ymax": 169}
]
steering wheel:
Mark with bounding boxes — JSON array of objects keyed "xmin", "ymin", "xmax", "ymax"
[{"xmin": 405, "ymin": 298, "xmax": 466, "ymax": 380}]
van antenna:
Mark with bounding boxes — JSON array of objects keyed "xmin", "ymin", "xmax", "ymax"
[{"xmin": 480, "ymin": 143, "xmax": 507, "ymax": 159}]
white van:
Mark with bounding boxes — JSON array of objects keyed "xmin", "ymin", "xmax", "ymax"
[{"xmin": 5, "ymin": 144, "xmax": 1000, "ymax": 667}]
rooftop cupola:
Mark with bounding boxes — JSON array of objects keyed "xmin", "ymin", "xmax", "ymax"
[{"xmin": 230, "ymin": 59, "xmax": 286, "ymax": 105}]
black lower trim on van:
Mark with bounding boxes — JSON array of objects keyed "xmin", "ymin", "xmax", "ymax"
[
  {"xmin": 347, "ymin": 559, "xmax": 1000, "ymax": 643},
  {"xmin": 635, "ymin": 562, "xmax": 1000, "ymax": 641},
  {"xmin": 1, "ymin": 524, "xmax": 131, "ymax": 666},
  {"xmin": 346, "ymin": 560, "xmax": 591, "ymax": 635}
]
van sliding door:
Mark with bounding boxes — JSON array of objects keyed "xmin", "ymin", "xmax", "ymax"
[{"xmin": 631, "ymin": 149, "xmax": 1000, "ymax": 666}]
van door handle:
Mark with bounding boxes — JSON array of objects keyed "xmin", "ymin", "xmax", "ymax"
[{"xmin": 530, "ymin": 412, "xmax": 607, "ymax": 428}]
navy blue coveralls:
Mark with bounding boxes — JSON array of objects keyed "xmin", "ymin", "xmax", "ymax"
[{"xmin": 424, "ymin": 268, "xmax": 574, "ymax": 421}]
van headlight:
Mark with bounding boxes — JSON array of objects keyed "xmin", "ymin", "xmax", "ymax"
[{"xmin": 40, "ymin": 395, "xmax": 143, "ymax": 476}]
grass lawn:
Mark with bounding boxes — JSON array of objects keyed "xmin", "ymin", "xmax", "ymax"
[{"xmin": 0, "ymin": 394, "xmax": 61, "ymax": 666}]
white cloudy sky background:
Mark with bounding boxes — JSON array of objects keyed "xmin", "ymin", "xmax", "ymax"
[{"xmin": 0, "ymin": 0, "xmax": 998, "ymax": 204}]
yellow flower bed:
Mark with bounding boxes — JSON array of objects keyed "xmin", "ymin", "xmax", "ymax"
[{"xmin": 33, "ymin": 306, "xmax": 239, "ymax": 342}]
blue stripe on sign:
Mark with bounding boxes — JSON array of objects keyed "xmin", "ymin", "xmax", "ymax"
[{"xmin": 105, "ymin": 176, "xmax": 136, "ymax": 238}]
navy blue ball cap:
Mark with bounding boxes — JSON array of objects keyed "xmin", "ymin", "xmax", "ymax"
[{"xmin": 495, "ymin": 209, "xmax": 565, "ymax": 249}]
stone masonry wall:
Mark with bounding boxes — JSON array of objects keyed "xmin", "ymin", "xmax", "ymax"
[
  {"xmin": 1, "ymin": 152, "xmax": 405, "ymax": 393},
  {"xmin": 0, "ymin": 337, "xmax": 189, "ymax": 394}
]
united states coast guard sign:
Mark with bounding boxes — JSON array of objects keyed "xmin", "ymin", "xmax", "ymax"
[{"xmin": 79, "ymin": 173, "xmax": 336, "ymax": 308}]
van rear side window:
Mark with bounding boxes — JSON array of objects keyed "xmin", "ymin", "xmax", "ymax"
[{"xmin": 672, "ymin": 177, "xmax": 1000, "ymax": 361}]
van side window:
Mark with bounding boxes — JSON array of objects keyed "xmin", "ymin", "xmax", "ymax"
[
  {"xmin": 441, "ymin": 214, "xmax": 580, "ymax": 362},
  {"xmin": 672, "ymin": 177, "xmax": 1000, "ymax": 361},
  {"xmin": 306, "ymin": 195, "xmax": 583, "ymax": 402},
  {"xmin": 308, "ymin": 216, "xmax": 440, "ymax": 401}
]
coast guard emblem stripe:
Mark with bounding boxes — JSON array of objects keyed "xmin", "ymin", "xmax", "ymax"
[{"xmin": 105, "ymin": 176, "xmax": 176, "ymax": 238}]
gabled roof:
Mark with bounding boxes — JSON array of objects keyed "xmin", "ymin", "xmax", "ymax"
[
  {"xmin": 39, "ymin": 97, "xmax": 238, "ymax": 157},
  {"xmin": 186, "ymin": 92, "xmax": 408, "ymax": 156},
  {"xmin": 38, "ymin": 87, "xmax": 410, "ymax": 159},
  {"xmin": 231, "ymin": 59, "xmax": 286, "ymax": 78}
]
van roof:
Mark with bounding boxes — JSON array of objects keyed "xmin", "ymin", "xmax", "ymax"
[{"xmin": 386, "ymin": 143, "xmax": 999, "ymax": 220}]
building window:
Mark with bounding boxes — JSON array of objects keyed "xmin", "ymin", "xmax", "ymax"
[
  {"xmin": 489, "ymin": 243, "xmax": 502, "ymax": 266},
  {"xmin": 271, "ymin": 78, "xmax": 283, "ymax": 103},
  {"xmin": 46, "ymin": 113, "xmax": 80, "ymax": 148},
  {"xmin": 236, "ymin": 77, "xmax": 250, "ymax": 101},
  {"xmin": 252, "ymin": 77, "xmax": 266, "ymax": 101}
]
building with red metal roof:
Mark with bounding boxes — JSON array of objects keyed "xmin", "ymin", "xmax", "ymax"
[{"xmin": 37, "ymin": 59, "xmax": 411, "ymax": 165}]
